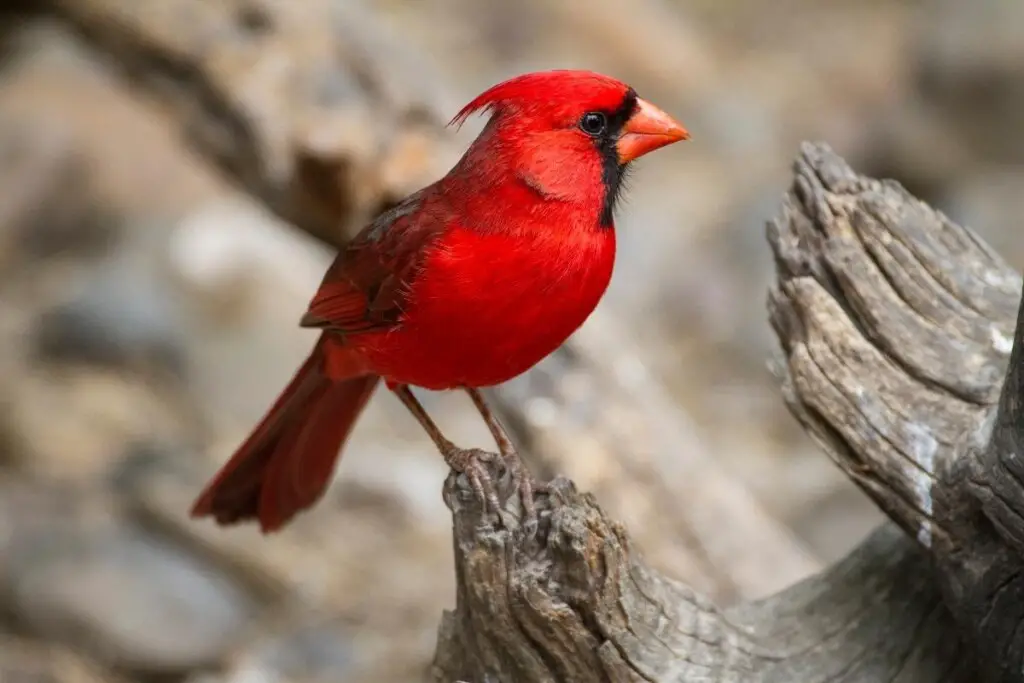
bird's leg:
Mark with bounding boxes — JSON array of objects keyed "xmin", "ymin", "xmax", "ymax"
[
  {"xmin": 390, "ymin": 384, "xmax": 502, "ymax": 518},
  {"xmin": 465, "ymin": 387, "xmax": 540, "ymax": 530}
]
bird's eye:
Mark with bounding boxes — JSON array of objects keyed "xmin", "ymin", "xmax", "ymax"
[{"xmin": 579, "ymin": 111, "xmax": 608, "ymax": 136}]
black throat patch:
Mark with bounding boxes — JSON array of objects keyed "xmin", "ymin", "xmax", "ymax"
[{"xmin": 597, "ymin": 88, "xmax": 638, "ymax": 227}]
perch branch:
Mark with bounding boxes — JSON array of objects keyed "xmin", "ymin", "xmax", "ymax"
[
  {"xmin": 962, "ymin": 285, "xmax": 1024, "ymax": 557},
  {"xmin": 432, "ymin": 142, "xmax": 1024, "ymax": 682},
  {"xmin": 767, "ymin": 142, "xmax": 1019, "ymax": 552},
  {"xmin": 431, "ymin": 470, "xmax": 971, "ymax": 682},
  {"xmin": 436, "ymin": 141, "xmax": 1024, "ymax": 679},
  {"xmin": 767, "ymin": 142, "xmax": 1024, "ymax": 683}
]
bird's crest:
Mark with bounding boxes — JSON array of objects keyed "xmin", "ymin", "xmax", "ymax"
[{"xmin": 448, "ymin": 69, "xmax": 628, "ymax": 129}]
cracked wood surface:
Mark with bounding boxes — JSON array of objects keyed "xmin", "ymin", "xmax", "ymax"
[
  {"xmin": 769, "ymin": 142, "xmax": 1019, "ymax": 553},
  {"xmin": 431, "ymin": 478, "xmax": 969, "ymax": 682},
  {"xmin": 434, "ymin": 143, "xmax": 1024, "ymax": 682}
]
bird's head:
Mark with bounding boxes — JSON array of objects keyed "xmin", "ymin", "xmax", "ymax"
[{"xmin": 450, "ymin": 69, "xmax": 689, "ymax": 225}]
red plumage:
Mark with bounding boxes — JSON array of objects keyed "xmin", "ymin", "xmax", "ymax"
[{"xmin": 191, "ymin": 69, "xmax": 688, "ymax": 532}]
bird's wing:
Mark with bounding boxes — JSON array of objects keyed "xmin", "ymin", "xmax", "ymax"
[{"xmin": 299, "ymin": 191, "xmax": 445, "ymax": 334}]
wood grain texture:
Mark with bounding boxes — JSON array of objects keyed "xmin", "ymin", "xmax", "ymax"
[
  {"xmin": 431, "ymin": 476, "xmax": 972, "ymax": 682},
  {"xmin": 768, "ymin": 142, "xmax": 1019, "ymax": 553},
  {"xmin": 433, "ymin": 143, "xmax": 1024, "ymax": 682}
]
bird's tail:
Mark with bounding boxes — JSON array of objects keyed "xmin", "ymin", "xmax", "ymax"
[{"xmin": 190, "ymin": 336, "xmax": 379, "ymax": 532}]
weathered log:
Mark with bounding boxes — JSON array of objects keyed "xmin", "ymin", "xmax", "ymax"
[
  {"xmin": 429, "ymin": 140, "xmax": 1024, "ymax": 682},
  {"xmin": 432, "ymin": 480, "xmax": 968, "ymax": 682},
  {"xmin": 769, "ymin": 143, "xmax": 1024, "ymax": 683}
]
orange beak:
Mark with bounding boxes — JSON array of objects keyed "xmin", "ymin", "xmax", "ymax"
[{"xmin": 617, "ymin": 97, "xmax": 689, "ymax": 164}]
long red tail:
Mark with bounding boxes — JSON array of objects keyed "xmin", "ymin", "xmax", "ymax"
[{"xmin": 190, "ymin": 337, "xmax": 379, "ymax": 532}]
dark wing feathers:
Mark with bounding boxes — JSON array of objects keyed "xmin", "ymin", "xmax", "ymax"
[{"xmin": 300, "ymin": 191, "xmax": 444, "ymax": 334}]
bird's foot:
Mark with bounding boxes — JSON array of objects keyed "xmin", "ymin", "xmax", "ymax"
[
  {"xmin": 443, "ymin": 447, "xmax": 505, "ymax": 523},
  {"xmin": 500, "ymin": 448, "xmax": 544, "ymax": 537},
  {"xmin": 444, "ymin": 446, "xmax": 544, "ymax": 533}
]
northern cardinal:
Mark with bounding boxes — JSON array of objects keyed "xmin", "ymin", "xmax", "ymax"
[{"xmin": 191, "ymin": 70, "xmax": 688, "ymax": 532}]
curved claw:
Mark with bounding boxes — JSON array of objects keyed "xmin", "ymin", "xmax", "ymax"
[
  {"xmin": 444, "ymin": 447, "xmax": 503, "ymax": 524},
  {"xmin": 505, "ymin": 455, "xmax": 539, "ymax": 537}
]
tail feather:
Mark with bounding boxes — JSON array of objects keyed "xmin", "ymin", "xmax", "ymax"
[{"xmin": 191, "ymin": 337, "xmax": 379, "ymax": 532}]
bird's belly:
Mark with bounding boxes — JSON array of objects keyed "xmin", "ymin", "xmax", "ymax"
[
  {"xmin": 359, "ymin": 294, "xmax": 604, "ymax": 389},
  {"xmin": 355, "ymin": 231, "xmax": 614, "ymax": 389}
]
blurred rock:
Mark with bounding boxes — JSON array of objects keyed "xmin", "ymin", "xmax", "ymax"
[
  {"xmin": 0, "ymin": 637, "xmax": 124, "ymax": 683},
  {"xmin": 220, "ymin": 617, "xmax": 355, "ymax": 683},
  {"xmin": 7, "ymin": 520, "xmax": 257, "ymax": 676},
  {"xmin": 163, "ymin": 195, "xmax": 338, "ymax": 428},
  {"xmin": 106, "ymin": 437, "xmax": 197, "ymax": 496},
  {"xmin": 3, "ymin": 367, "xmax": 198, "ymax": 480},
  {"xmin": 33, "ymin": 253, "xmax": 189, "ymax": 378},
  {"xmin": 855, "ymin": 96, "xmax": 974, "ymax": 208},
  {"xmin": 166, "ymin": 197, "xmax": 330, "ymax": 330},
  {"xmin": 941, "ymin": 165, "xmax": 1024, "ymax": 269},
  {"xmin": 0, "ymin": 3, "xmax": 42, "ymax": 61},
  {"xmin": 0, "ymin": 115, "xmax": 114, "ymax": 271},
  {"xmin": 913, "ymin": 0, "xmax": 1024, "ymax": 164},
  {"xmin": 121, "ymin": 432, "xmax": 458, "ymax": 682},
  {"xmin": 331, "ymin": 0, "xmax": 460, "ymax": 125},
  {"xmin": 0, "ymin": 18, "xmax": 224, "ymax": 218}
]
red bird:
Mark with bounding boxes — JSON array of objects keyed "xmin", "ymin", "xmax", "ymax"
[{"xmin": 191, "ymin": 69, "xmax": 688, "ymax": 533}]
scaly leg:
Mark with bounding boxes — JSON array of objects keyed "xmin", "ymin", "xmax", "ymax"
[
  {"xmin": 465, "ymin": 387, "xmax": 540, "ymax": 529},
  {"xmin": 391, "ymin": 383, "xmax": 502, "ymax": 517}
]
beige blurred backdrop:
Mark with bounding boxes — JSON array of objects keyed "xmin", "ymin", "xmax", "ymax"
[{"xmin": 0, "ymin": 0, "xmax": 1022, "ymax": 681}]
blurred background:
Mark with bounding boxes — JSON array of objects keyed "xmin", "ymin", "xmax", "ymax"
[{"xmin": 0, "ymin": 0, "xmax": 1022, "ymax": 681}]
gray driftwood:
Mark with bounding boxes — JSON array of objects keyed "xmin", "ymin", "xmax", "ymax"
[
  {"xmin": 47, "ymin": 3, "xmax": 1024, "ymax": 680},
  {"xmin": 431, "ymin": 143, "xmax": 1024, "ymax": 683}
]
